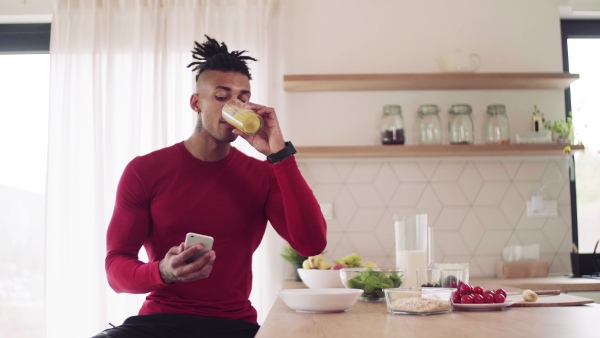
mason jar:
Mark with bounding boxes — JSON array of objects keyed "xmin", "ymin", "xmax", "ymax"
[
  {"xmin": 381, "ymin": 104, "xmax": 405, "ymax": 145},
  {"xmin": 482, "ymin": 104, "xmax": 510, "ymax": 144},
  {"xmin": 416, "ymin": 104, "xmax": 442, "ymax": 144},
  {"xmin": 448, "ymin": 104, "xmax": 474, "ymax": 144}
]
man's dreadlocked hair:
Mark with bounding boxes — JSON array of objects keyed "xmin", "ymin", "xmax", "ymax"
[{"xmin": 187, "ymin": 35, "xmax": 257, "ymax": 82}]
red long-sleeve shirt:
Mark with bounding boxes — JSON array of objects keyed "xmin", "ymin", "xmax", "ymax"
[{"xmin": 105, "ymin": 142, "xmax": 327, "ymax": 324}]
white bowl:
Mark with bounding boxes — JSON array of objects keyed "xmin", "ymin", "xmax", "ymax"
[
  {"xmin": 278, "ymin": 288, "xmax": 364, "ymax": 313},
  {"xmin": 297, "ymin": 268, "xmax": 346, "ymax": 288}
]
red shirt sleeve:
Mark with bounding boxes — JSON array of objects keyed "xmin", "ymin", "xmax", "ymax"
[
  {"xmin": 266, "ymin": 156, "xmax": 327, "ymax": 257},
  {"xmin": 105, "ymin": 159, "xmax": 168, "ymax": 294}
]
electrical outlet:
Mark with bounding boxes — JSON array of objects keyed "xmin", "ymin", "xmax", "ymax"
[
  {"xmin": 319, "ymin": 203, "xmax": 334, "ymax": 220},
  {"xmin": 526, "ymin": 199, "xmax": 557, "ymax": 217}
]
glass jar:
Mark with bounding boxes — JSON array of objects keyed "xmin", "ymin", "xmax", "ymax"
[
  {"xmin": 381, "ymin": 104, "xmax": 405, "ymax": 145},
  {"xmin": 448, "ymin": 104, "xmax": 474, "ymax": 144},
  {"xmin": 483, "ymin": 104, "xmax": 510, "ymax": 144},
  {"xmin": 416, "ymin": 104, "xmax": 442, "ymax": 144}
]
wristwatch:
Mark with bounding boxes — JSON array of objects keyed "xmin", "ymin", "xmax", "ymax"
[{"xmin": 267, "ymin": 141, "xmax": 297, "ymax": 164}]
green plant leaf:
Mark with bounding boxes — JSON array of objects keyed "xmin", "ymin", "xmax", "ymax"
[{"xmin": 280, "ymin": 244, "xmax": 308, "ymax": 264}]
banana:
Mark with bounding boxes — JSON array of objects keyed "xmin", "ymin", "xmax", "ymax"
[
  {"xmin": 302, "ymin": 254, "xmax": 332, "ymax": 270},
  {"xmin": 302, "ymin": 259, "xmax": 312, "ymax": 269},
  {"xmin": 318, "ymin": 259, "xmax": 332, "ymax": 270},
  {"xmin": 308, "ymin": 255, "xmax": 319, "ymax": 269},
  {"xmin": 522, "ymin": 289, "xmax": 538, "ymax": 302}
]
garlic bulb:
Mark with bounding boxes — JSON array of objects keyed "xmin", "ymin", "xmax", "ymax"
[{"xmin": 522, "ymin": 289, "xmax": 538, "ymax": 302}]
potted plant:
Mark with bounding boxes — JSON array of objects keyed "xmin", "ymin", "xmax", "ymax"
[
  {"xmin": 543, "ymin": 111, "xmax": 574, "ymax": 144},
  {"xmin": 280, "ymin": 244, "xmax": 308, "ymax": 281}
]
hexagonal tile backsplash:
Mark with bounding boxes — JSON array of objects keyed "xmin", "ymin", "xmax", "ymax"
[{"xmin": 298, "ymin": 157, "xmax": 572, "ymax": 277}]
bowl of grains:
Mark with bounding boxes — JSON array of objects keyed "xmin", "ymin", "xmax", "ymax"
[{"xmin": 384, "ymin": 287, "xmax": 453, "ymax": 315}]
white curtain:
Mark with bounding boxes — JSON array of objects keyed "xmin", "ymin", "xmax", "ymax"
[{"xmin": 46, "ymin": 0, "xmax": 282, "ymax": 337}]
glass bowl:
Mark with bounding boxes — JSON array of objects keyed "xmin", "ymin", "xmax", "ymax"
[
  {"xmin": 384, "ymin": 287, "xmax": 453, "ymax": 315},
  {"xmin": 340, "ymin": 267, "xmax": 405, "ymax": 302},
  {"xmin": 439, "ymin": 268, "xmax": 469, "ymax": 289}
]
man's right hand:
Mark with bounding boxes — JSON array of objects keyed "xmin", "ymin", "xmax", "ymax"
[{"xmin": 158, "ymin": 242, "xmax": 216, "ymax": 284}]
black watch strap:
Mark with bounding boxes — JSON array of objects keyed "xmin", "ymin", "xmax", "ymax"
[{"xmin": 267, "ymin": 141, "xmax": 297, "ymax": 164}]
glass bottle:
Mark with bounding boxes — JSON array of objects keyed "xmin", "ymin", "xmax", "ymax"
[
  {"xmin": 448, "ymin": 104, "xmax": 474, "ymax": 144},
  {"xmin": 381, "ymin": 104, "xmax": 405, "ymax": 145},
  {"xmin": 416, "ymin": 104, "xmax": 442, "ymax": 144},
  {"xmin": 483, "ymin": 104, "xmax": 510, "ymax": 144}
]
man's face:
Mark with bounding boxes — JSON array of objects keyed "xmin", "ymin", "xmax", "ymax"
[{"xmin": 191, "ymin": 70, "xmax": 251, "ymax": 142}]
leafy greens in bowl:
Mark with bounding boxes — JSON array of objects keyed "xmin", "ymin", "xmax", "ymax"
[{"xmin": 340, "ymin": 267, "xmax": 405, "ymax": 302}]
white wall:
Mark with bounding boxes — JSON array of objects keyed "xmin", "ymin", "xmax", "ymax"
[
  {"xmin": 280, "ymin": 0, "xmax": 575, "ymax": 277},
  {"xmin": 280, "ymin": 0, "xmax": 568, "ymax": 146},
  {"xmin": 298, "ymin": 157, "xmax": 574, "ymax": 277},
  {"xmin": 282, "ymin": 0, "xmax": 562, "ymax": 74},
  {"xmin": 0, "ymin": 0, "xmax": 52, "ymax": 22}
]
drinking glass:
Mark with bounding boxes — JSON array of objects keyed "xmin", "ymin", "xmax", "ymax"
[{"xmin": 222, "ymin": 99, "xmax": 264, "ymax": 136}]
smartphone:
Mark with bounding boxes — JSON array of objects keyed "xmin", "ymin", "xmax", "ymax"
[{"xmin": 184, "ymin": 232, "xmax": 214, "ymax": 263}]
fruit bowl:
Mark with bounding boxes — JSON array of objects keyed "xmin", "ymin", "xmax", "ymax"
[
  {"xmin": 297, "ymin": 268, "xmax": 345, "ymax": 289},
  {"xmin": 340, "ymin": 267, "xmax": 405, "ymax": 302}
]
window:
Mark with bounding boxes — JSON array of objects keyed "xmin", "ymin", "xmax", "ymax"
[
  {"xmin": 0, "ymin": 23, "xmax": 50, "ymax": 337},
  {"xmin": 561, "ymin": 20, "xmax": 600, "ymax": 254}
]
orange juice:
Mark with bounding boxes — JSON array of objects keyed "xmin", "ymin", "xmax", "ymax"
[{"xmin": 222, "ymin": 99, "xmax": 264, "ymax": 136}]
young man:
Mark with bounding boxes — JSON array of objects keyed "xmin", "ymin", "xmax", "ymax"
[{"xmin": 93, "ymin": 35, "xmax": 327, "ymax": 338}]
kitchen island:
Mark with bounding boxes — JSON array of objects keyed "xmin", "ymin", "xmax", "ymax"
[{"xmin": 255, "ymin": 277, "xmax": 599, "ymax": 338}]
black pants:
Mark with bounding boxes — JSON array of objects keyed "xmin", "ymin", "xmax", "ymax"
[{"xmin": 91, "ymin": 313, "xmax": 260, "ymax": 338}]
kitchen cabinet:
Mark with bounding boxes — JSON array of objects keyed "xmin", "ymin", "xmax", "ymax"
[
  {"xmin": 283, "ymin": 72, "xmax": 579, "ymax": 91},
  {"xmin": 284, "ymin": 72, "xmax": 582, "ymax": 157}
]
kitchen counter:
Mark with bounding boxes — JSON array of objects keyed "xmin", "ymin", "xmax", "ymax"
[{"xmin": 255, "ymin": 277, "xmax": 600, "ymax": 338}]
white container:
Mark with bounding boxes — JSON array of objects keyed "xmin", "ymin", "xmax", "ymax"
[
  {"xmin": 394, "ymin": 214, "xmax": 432, "ymax": 288},
  {"xmin": 296, "ymin": 268, "xmax": 345, "ymax": 289},
  {"xmin": 278, "ymin": 288, "xmax": 363, "ymax": 313},
  {"xmin": 384, "ymin": 287, "xmax": 453, "ymax": 315}
]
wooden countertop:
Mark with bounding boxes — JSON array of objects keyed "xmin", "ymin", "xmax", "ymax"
[{"xmin": 256, "ymin": 277, "xmax": 600, "ymax": 338}]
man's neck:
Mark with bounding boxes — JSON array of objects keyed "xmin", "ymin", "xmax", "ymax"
[{"xmin": 183, "ymin": 132, "xmax": 231, "ymax": 162}]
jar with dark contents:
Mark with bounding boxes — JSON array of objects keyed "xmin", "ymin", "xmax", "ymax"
[
  {"xmin": 448, "ymin": 104, "xmax": 474, "ymax": 144},
  {"xmin": 483, "ymin": 104, "xmax": 510, "ymax": 144},
  {"xmin": 381, "ymin": 104, "xmax": 405, "ymax": 145}
]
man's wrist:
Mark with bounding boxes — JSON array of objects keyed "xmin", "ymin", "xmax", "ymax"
[
  {"xmin": 159, "ymin": 260, "xmax": 177, "ymax": 284},
  {"xmin": 267, "ymin": 141, "xmax": 296, "ymax": 164}
]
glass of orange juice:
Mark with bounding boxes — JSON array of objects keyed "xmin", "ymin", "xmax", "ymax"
[{"xmin": 222, "ymin": 99, "xmax": 264, "ymax": 136}]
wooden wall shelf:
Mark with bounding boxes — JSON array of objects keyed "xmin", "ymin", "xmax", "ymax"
[
  {"xmin": 283, "ymin": 73, "xmax": 579, "ymax": 92},
  {"xmin": 295, "ymin": 144, "xmax": 583, "ymax": 159}
]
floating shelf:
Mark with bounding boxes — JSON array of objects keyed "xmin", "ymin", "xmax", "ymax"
[
  {"xmin": 295, "ymin": 144, "xmax": 583, "ymax": 159},
  {"xmin": 283, "ymin": 72, "xmax": 579, "ymax": 92}
]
